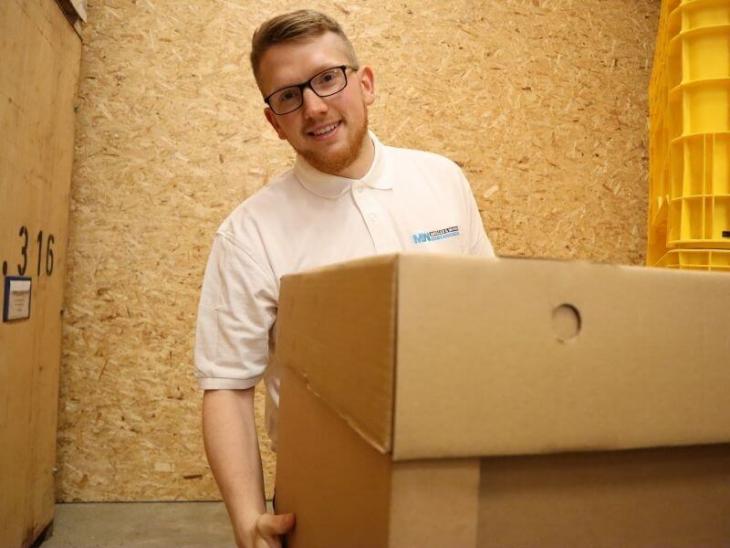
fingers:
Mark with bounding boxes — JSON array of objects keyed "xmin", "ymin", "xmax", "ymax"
[{"xmin": 257, "ymin": 512, "xmax": 296, "ymax": 539}]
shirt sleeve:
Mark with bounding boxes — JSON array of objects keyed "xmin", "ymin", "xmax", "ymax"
[
  {"xmin": 456, "ymin": 166, "xmax": 496, "ymax": 258},
  {"xmin": 194, "ymin": 231, "xmax": 278, "ymax": 390}
]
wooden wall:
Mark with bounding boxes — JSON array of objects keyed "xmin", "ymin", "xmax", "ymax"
[
  {"xmin": 57, "ymin": 0, "xmax": 660, "ymax": 502},
  {"xmin": 0, "ymin": 0, "xmax": 82, "ymax": 545}
]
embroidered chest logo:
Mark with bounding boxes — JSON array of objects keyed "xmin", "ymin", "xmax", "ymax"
[{"xmin": 412, "ymin": 225, "xmax": 460, "ymax": 244}]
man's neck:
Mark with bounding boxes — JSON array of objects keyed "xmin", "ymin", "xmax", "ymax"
[{"xmin": 334, "ymin": 134, "xmax": 374, "ymax": 179}]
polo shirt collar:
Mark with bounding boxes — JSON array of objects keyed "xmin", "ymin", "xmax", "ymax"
[{"xmin": 294, "ymin": 131, "xmax": 392, "ymax": 199}]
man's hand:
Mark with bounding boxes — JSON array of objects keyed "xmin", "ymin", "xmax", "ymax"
[{"xmin": 247, "ymin": 512, "xmax": 296, "ymax": 548}]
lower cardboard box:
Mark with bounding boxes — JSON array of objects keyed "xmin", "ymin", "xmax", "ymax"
[{"xmin": 274, "ymin": 254, "xmax": 730, "ymax": 547}]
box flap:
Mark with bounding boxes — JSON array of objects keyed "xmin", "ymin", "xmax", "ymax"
[
  {"xmin": 275, "ymin": 367, "xmax": 393, "ymax": 548},
  {"xmin": 276, "ymin": 254, "xmax": 398, "ymax": 454},
  {"xmin": 393, "ymin": 254, "xmax": 730, "ymax": 460}
]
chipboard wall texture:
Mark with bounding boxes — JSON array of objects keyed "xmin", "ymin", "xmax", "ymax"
[{"xmin": 58, "ymin": 0, "xmax": 659, "ymax": 501}]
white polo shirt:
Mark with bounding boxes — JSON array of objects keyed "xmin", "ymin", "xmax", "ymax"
[{"xmin": 194, "ymin": 132, "xmax": 495, "ymax": 441}]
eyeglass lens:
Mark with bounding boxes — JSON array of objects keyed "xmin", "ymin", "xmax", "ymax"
[{"xmin": 269, "ymin": 67, "xmax": 348, "ymax": 114}]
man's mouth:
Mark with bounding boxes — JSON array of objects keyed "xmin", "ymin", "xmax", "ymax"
[{"xmin": 308, "ymin": 121, "xmax": 341, "ymax": 138}]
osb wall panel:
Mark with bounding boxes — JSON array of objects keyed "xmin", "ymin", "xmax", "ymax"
[{"xmin": 58, "ymin": 0, "xmax": 659, "ymax": 501}]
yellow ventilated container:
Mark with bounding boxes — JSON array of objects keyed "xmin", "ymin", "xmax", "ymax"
[
  {"xmin": 647, "ymin": 0, "xmax": 673, "ymax": 265},
  {"xmin": 656, "ymin": 248, "xmax": 730, "ymax": 271},
  {"xmin": 647, "ymin": 0, "xmax": 730, "ymax": 267}
]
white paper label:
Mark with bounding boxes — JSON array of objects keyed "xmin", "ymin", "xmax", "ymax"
[{"xmin": 6, "ymin": 279, "xmax": 31, "ymax": 321}]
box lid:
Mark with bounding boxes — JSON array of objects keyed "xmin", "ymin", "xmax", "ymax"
[{"xmin": 277, "ymin": 254, "xmax": 730, "ymax": 461}]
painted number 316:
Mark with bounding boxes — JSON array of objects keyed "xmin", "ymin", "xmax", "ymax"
[{"xmin": 17, "ymin": 226, "xmax": 55, "ymax": 277}]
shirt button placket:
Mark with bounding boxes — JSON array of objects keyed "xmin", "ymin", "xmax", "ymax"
[{"xmin": 353, "ymin": 184, "xmax": 399, "ymax": 254}]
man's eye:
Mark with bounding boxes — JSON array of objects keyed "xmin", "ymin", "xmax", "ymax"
[
  {"xmin": 279, "ymin": 89, "xmax": 298, "ymax": 101},
  {"xmin": 316, "ymin": 70, "xmax": 338, "ymax": 84}
]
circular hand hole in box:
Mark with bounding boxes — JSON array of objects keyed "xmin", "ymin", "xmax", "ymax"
[{"xmin": 551, "ymin": 304, "xmax": 581, "ymax": 342}]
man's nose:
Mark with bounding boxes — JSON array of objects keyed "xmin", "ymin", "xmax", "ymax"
[{"xmin": 302, "ymin": 87, "xmax": 328, "ymax": 117}]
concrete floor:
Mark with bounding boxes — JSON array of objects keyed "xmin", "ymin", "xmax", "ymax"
[{"xmin": 41, "ymin": 502, "xmax": 237, "ymax": 547}]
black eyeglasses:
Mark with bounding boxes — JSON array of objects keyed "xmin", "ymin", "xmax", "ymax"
[{"xmin": 264, "ymin": 65, "xmax": 358, "ymax": 115}]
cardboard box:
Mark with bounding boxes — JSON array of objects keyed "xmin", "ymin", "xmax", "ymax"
[{"xmin": 274, "ymin": 254, "xmax": 730, "ymax": 547}]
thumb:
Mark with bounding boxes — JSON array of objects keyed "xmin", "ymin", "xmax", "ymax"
[{"xmin": 257, "ymin": 512, "xmax": 296, "ymax": 537}]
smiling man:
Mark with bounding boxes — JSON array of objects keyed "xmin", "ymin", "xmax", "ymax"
[
  {"xmin": 195, "ymin": 10, "xmax": 495, "ymax": 548},
  {"xmin": 259, "ymin": 34, "xmax": 372, "ymax": 178}
]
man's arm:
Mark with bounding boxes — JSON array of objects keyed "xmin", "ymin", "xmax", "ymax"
[
  {"xmin": 202, "ymin": 388, "xmax": 294, "ymax": 548},
  {"xmin": 454, "ymin": 164, "xmax": 495, "ymax": 258}
]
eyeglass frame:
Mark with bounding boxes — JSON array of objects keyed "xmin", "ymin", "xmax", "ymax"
[{"xmin": 264, "ymin": 65, "xmax": 359, "ymax": 115}]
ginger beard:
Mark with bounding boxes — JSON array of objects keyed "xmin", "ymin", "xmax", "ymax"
[{"xmin": 297, "ymin": 103, "xmax": 369, "ymax": 175}]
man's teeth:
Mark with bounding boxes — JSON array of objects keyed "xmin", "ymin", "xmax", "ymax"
[{"xmin": 312, "ymin": 122, "xmax": 338, "ymax": 136}]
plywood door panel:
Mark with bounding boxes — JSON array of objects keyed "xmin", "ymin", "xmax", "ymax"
[{"xmin": 0, "ymin": 0, "xmax": 81, "ymax": 546}]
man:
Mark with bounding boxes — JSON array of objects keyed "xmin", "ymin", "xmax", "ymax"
[{"xmin": 195, "ymin": 10, "xmax": 495, "ymax": 548}]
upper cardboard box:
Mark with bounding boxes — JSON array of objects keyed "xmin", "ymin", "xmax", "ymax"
[{"xmin": 276, "ymin": 254, "xmax": 730, "ymax": 461}]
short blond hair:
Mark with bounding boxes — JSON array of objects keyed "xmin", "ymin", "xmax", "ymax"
[{"xmin": 250, "ymin": 10, "xmax": 359, "ymax": 87}]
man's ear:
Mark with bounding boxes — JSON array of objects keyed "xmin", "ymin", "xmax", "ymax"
[
  {"xmin": 358, "ymin": 65, "xmax": 375, "ymax": 106},
  {"xmin": 264, "ymin": 107, "xmax": 287, "ymax": 140}
]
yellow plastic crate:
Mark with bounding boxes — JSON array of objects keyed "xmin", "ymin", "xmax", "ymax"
[
  {"xmin": 656, "ymin": 248, "xmax": 730, "ymax": 271},
  {"xmin": 648, "ymin": 0, "xmax": 730, "ymax": 264},
  {"xmin": 647, "ymin": 0, "xmax": 672, "ymax": 265}
]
